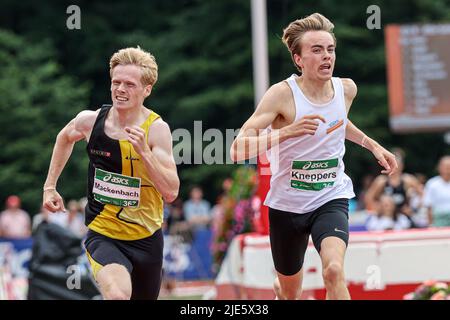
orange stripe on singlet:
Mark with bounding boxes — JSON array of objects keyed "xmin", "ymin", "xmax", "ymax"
[{"xmin": 326, "ymin": 119, "xmax": 344, "ymax": 134}]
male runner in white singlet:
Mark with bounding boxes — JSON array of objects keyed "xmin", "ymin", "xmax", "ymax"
[{"xmin": 230, "ymin": 13, "xmax": 397, "ymax": 300}]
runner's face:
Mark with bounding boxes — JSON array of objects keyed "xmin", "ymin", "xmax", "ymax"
[
  {"xmin": 110, "ymin": 64, "xmax": 151, "ymax": 109},
  {"xmin": 295, "ymin": 31, "xmax": 336, "ymax": 81}
]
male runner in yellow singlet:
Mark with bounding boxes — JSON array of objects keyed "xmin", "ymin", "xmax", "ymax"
[{"xmin": 43, "ymin": 47, "xmax": 179, "ymax": 300}]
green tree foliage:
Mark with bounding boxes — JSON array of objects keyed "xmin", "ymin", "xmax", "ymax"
[
  {"xmin": 0, "ymin": 30, "xmax": 90, "ymax": 214},
  {"xmin": 1, "ymin": 0, "xmax": 255, "ymax": 201}
]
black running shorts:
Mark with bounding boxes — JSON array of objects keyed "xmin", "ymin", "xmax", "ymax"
[
  {"xmin": 84, "ymin": 228, "xmax": 164, "ymax": 300},
  {"xmin": 269, "ymin": 198, "xmax": 349, "ymax": 276}
]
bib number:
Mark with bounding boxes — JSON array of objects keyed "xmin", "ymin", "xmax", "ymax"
[
  {"xmin": 290, "ymin": 158, "xmax": 338, "ymax": 191},
  {"xmin": 92, "ymin": 168, "xmax": 141, "ymax": 207}
]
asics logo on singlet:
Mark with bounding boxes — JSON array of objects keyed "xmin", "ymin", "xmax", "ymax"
[
  {"xmin": 102, "ymin": 174, "xmax": 129, "ymax": 186},
  {"xmin": 302, "ymin": 161, "xmax": 329, "ymax": 170}
]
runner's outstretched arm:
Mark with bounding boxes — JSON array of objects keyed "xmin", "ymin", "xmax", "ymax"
[
  {"xmin": 346, "ymin": 119, "xmax": 398, "ymax": 176},
  {"xmin": 342, "ymin": 78, "xmax": 398, "ymax": 176},
  {"xmin": 43, "ymin": 110, "xmax": 96, "ymax": 212}
]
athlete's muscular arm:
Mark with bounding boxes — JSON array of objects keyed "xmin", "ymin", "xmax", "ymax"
[
  {"xmin": 342, "ymin": 78, "xmax": 398, "ymax": 176},
  {"xmin": 43, "ymin": 110, "xmax": 98, "ymax": 212},
  {"xmin": 125, "ymin": 120, "xmax": 179, "ymax": 203},
  {"xmin": 230, "ymin": 82, "xmax": 325, "ymax": 162}
]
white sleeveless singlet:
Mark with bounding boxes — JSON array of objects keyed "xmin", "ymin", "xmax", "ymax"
[{"xmin": 264, "ymin": 75, "xmax": 355, "ymax": 214}]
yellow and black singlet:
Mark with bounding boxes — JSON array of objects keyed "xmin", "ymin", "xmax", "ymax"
[{"xmin": 85, "ymin": 105, "xmax": 163, "ymax": 241}]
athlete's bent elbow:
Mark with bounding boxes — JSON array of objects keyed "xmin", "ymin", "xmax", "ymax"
[
  {"xmin": 164, "ymin": 192, "xmax": 178, "ymax": 204},
  {"xmin": 164, "ymin": 185, "xmax": 179, "ymax": 203},
  {"xmin": 56, "ymin": 127, "xmax": 75, "ymax": 145}
]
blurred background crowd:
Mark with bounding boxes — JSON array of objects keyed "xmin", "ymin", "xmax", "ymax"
[
  {"xmin": 3, "ymin": 150, "xmax": 449, "ymax": 241},
  {"xmin": 1, "ymin": 151, "xmax": 449, "ymax": 298}
]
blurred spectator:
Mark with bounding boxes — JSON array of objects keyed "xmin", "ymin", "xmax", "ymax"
[
  {"xmin": 365, "ymin": 148, "xmax": 423, "ymax": 222},
  {"xmin": 406, "ymin": 173, "xmax": 429, "ymax": 228},
  {"xmin": 183, "ymin": 186, "xmax": 211, "ymax": 230},
  {"xmin": 423, "ymin": 156, "xmax": 450, "ymax": 227},
  {"xmin": 32, "ymin": 204, "xmax": 51, "ymax": 231},
  {"xmin": 166, "ymin": 198, "xmax": 191, "ymax": 241},
  {"xmin": 366, "ymin": 194, "xmax": 412, "ymax": 231},
  {"xmin": 414, "ymin": 173, "xmax": 428, "ymax": 186},
  {"xmin": 409, "ymin": 173, "xmax": 427, "ymax": 213},
  {"xmin": 162, "ymin": 203, "xmax": 171, "ymax": 230},
  {"xmin": 0, "ymin": 195, "xmax": 31, "ymax": 239},
  {"xmin": 220, "ymin": 178, "xmax": 233, "ymax": 197},
  {"xmin": 78, "ymin": 197, "xmax": 88, "ymax": 214},
  {"xmin": 32, "ymin": 199, "xmax": 87, "ymax": 238},
  {"xmin": 211, "ymin": 195, "xmax": 225, "ymax": 238},
  {"xmin": 162, "ymin": 198, "xmax": 194, "ymax": 296},
  {"xmin": 356, "ymin": 174, "xmax": 375, "ymax": 211},
  {"xmin": 64, "ymin": 199, "xmax": 88, "ymax": 238},
  {"xmin": 211, "ymin": 178, "xmax": 232, "ymax": 236}
]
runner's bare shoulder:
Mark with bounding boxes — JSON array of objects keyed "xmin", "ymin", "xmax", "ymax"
[
  {"xmin": 269, "ymin": 81, "xmax": 293, "ymax": 105},
  {"xmin": 254, "ymin": 81, "xmax": 292, "ymax": 117},
  {"xmin": 341, "ymin": 78, "xmax": 357, "ymax": 100},
  {"xmin": 266, "ymin": 80, "xmax": 296, "ymax": 119},
  {"xmin": 74, "ymin": 109, "xmax": 101, "ymax": 141},
  {"xmin": 148, "ymin": 118, "xmax": 171, "ymax": 144}
]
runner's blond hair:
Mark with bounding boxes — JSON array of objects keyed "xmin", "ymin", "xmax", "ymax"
[{"xmin": 109, "ymin": 46, "xmax": 158, "ymax": 86}]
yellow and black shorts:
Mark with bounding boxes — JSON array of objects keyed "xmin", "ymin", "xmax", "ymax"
[{"xmin": 84, "ymin": 228, "xmax": 163, "ymax": 300}]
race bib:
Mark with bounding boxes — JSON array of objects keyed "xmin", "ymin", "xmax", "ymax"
[
  {"xmin": 290, "ymin": 158, "xmax": 338, "ymax": 191},
  {"xmin": 93, "ymin": 168, "xmax": 141, "ymax": 207}
]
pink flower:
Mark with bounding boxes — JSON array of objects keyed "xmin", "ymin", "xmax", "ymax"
[
  {"xmin": 423, "ymin": 280, "xmax": 437, "ymax": 287},
  {"xmin": 403, "ymin": 292, "xmax": 415, "ymax": 300},
  {"xmin": 430, "ymin": 291, "xmax": 446, "ymax": 300},
  {"xmin": 414, "ymin": 284, "xmax": 426, "ymax": 292},
  {"xmin": 434, "ymin": 282, "xmax": 448, "ymax": 290}
]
